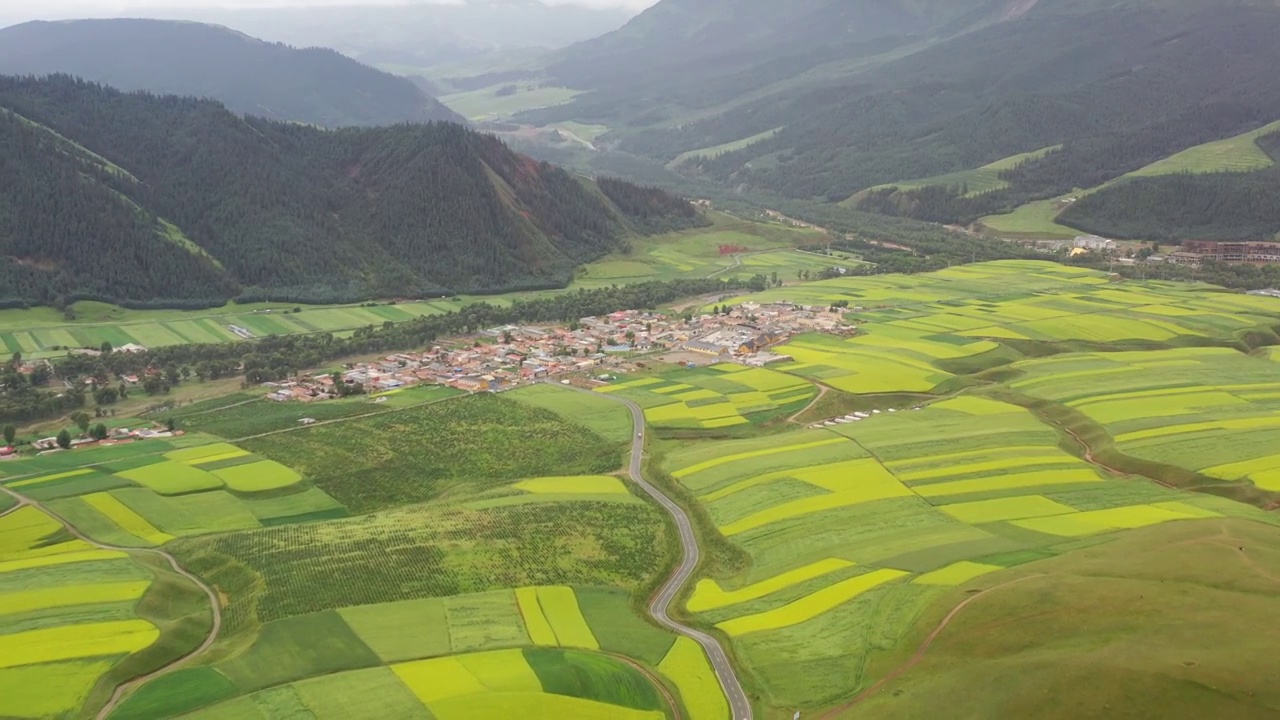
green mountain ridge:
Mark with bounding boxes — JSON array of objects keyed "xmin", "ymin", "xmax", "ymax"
[
  {"xmin": 0, "ymin": 75, "xmax": 705, "ymax": 307},
  {"xmin": 515, "ymin": 0, "xmax": 1280, "ymax": 240},
  {"xmin": 0, "ymin": 19, "xmax": 465, "ymax": 128}
]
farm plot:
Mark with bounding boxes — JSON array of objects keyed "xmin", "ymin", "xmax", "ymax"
[
  {"xmin": 239, "ymin": 394, "xmax": 622, "ymax": 513},
  {"xmin": 506, "ymin": 384, "xmax": 634, "ymax": 445},
  {"xmin": 574, "ymin": 212, "xmax": 826, "ymax": 287},
  {"xmin": 1010, "ymin": 347, "xmax": 1280, "ymax": 492},
  {"xmin": 0, "ymin": 507, "xmax": 163, "ymax": 719},
  {"xmin": 170, "ymin": 496, "xmax": 669, "ymax": 633},
  {"xmin": 665, "ymin": 391, "xmax": 1249, "ymax": 709},
  {"xmin": 597, "ymin": 365, "xmax": 816, "ymax": 430},
  {"xmin": 774, "ymin": 329, "xmax": 994, "ymax": 394}
]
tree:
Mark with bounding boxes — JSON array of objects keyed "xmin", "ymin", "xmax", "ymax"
[
  {"xmin": 100, "ymin": 341, "xmax": 113, "ymax": 354},
  {"xmin": 3, "ymin": 424, "xmax": 14, "ymax": 445},
  {"xmin": 71, "ymin": 411, "xmax": 91, "ymax": 434},
  {"xmin": 164, "ymin": 418, "xmax": 177, "ymax": 432},
  {"xmin": 91, "ymin": 423, "xmax": 108, "ymax": 441},
  {"xmin": 56, "ymin": 429, "xmax": 71, "ymax": 450}
]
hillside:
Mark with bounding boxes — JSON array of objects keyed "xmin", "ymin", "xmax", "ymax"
[
  {"xmin": 0, "ymin": 19, "xmax": 464, "ymax": 128},
  {"xmin": 0, "ymin": 75, "xmax": 705, "ymax": 306},
  {"xmin": 512, "ymin": 0, "xmax": 1280, "ymax": 239}
]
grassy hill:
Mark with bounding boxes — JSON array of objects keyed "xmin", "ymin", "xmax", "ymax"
[
  {"xmin": 0, "ymin": 75, "xmax": 706, "ymax": 306},
  {"xmin": 0, "ymin": 19, "xmax": 464, "ymax": 128},
  {"xmin": 847, "ymin": 518, "xmax": 1280, "ymax": 719},
  {"xmin": 976, "ymin": 119, "xmax": 1280, "ymax": 240}
]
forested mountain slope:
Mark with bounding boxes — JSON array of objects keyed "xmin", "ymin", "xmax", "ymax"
[
  {"xmin": 531, "ymin": 0, "xmax": 1280, "ymax": 235},
  {"xmin": 0, "ymin": 19, "xmax": 464, "ymax": 127},
  {"xmin": 0, "ymin": 76, "xmax": 704, "ymax": 306}
]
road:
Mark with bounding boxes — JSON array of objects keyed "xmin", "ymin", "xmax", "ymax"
[
  {"xmin": 0, "ymin": 483, "xmax": 222, "ymax": 720},
  {"xmin": 562, "ymin": 384, "xmax": 754, "ymax": 720}
]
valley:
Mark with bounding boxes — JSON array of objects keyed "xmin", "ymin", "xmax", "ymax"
[
  {"xmin": 4, "ymin": 260, "xmax": 1280, "ymax": 719},
  {"xmin": 6, "ymin": 0, "xmax": 1280, "ymax": 717}
]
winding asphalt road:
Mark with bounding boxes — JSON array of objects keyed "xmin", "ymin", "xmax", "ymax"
[
  {"xmin": 562, "ymin": 384, "xmax": 754, "ymax": 720},
  {"xmin": 0, "ymin": 483, "xmax": 222, "ymax": 720}
]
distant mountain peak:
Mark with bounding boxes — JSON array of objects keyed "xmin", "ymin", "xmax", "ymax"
[{"xmin": 0, "ymin": 18, "xmax": 464, "ymax": 127}]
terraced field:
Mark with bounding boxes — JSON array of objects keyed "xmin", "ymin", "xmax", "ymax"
[
  {"xmin": 9, "ymin": 260, "xmax": 1280, "ymax": 719},
  {"xmin": 1008, "ymin": 347, "xmax": 1280, "ymax": 495},
  {"xmin": 597, "ymin": 365, "xmax": 816, "ymax": 430},
  {"xmin": 661, "ymin": 394, "xmax": 1276, "ymax": 710},
  {"xmin": 0, "ymin": 505, "xmax": 208, "ymax": 720},
  {"xmin": 0, "ymin": 385, "xmax": 739, "ymax": 720}
]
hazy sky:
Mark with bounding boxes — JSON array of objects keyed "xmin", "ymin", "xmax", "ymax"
[{"xmin": 0, "ymin": 0, "xmax": 657, "ymax": 24}]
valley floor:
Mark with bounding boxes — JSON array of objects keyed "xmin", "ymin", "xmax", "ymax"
[{"xmin": 3, "ymin": 260, "xmax": 1280, "ymax": 719}]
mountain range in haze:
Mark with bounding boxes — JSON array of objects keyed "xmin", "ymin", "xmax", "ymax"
[{"xmin": 0, "ymin": 19, "xmax": 465, "ymax": 127}]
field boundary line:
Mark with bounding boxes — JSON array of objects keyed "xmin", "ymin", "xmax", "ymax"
[
  {"xmin": 819, "ymin": 573, "xmax": 1047, "ymax": 718},
  {"xmin": 0, "ymin": 483, "xmax": 222, "ymax": 720},
  {"xmin": 555, "ymin": 382, "xmax": 754, "ymax": 720}
]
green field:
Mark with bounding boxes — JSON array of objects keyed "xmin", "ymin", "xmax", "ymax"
[
  {"xmin": 979, "ymin": 119, "xmax": 1280, "ymax": 236},
  {"xmin": 598, "ymin": 364, "xmax": 817, "ymax": 431},
  {"xmin": 11, "ymin": 258, "xmax": 1280, "ymax": 719},
  {"xmin": 847, "ymin": 518, "xmax": 1280, "ymax": 719},
  {"xmin": 575, "ymin": 212, "xmax": 838, "ymax": 287},
  {"xmin": 856, "ymin": 145, "xmax": 1062, "ymax": 199},
  {"xmin": 439, "ymin": 83, "xmax": 580, "ymax": 121},
  {"xmin": 977, "ymin": 196, "xmax": 1080, "ymax": 238},
  {"xmin": 670, "ymin": 128, "xmax": 784, "ymax": 167},
  {"xmin": 0, "ymin": 506, "xmax": 210, "ymax": 719},
  {"xmin": 1123, "ymin": 119, "xmax": 1280, "ymax": 178}
]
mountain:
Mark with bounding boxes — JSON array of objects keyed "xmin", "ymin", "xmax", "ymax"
[
  {"xmin": 522, "ymin": 0, "xmax": 1280, "ymax": 237},
  {"xmin": 0, "ymin": 19, "xmax": 465, "ymax": 128},
  {"xmin": 136, "ymin": 0, "xmax": 635, "ymax": 76},
  {"xmin": 0, "ymin": 75, "xmax": 705, "ymax": 306}
]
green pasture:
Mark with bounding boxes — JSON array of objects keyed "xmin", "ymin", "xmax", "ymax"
[
  {"xmin": 850, "ymin": 518, "xmax": 1280, "ymax": 720},
  {"xmin": 1124, "ymin": 119, "xmax": 1280, "ymax": 178},
  {"xmin": 575, "ymin": 212, "xmax": 831, "ymax": 287},
  {"xmin": 598, "ymin": 364, "xmax": 816, "ymax": 431},
  {"xmin": 977, "ymin": 196, "xmax": 1079, "ymax": 238},
  {"xmin": 856, "ymin": 144, "xmax": 1062, "ymax": 199},
  {"xmin": 662, "ymin": 386, "xmax": 1272, "ymax": 710},
  {"xmin": 438, "ymin": 83, "xmax": 580, "ymax": 121},
  {"xmin": 669, "ymin": 127, "xmax": 784, "ymax": 167}
]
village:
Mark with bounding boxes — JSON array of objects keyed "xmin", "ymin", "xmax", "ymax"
[{"xmin": 264, "ymin": 301, "xmax": 857, "ymax": 402}]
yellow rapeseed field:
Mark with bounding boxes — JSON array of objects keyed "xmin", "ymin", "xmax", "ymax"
[
  {"xmin": 914, "ymin": 468, "xmax": 1101, "ymax": 498},
  {"xmin": 717, "ymin": 569, "xmax": 909, "ymax": 636},
  {"xmin": 0, "ymin": 659, "xmax": 116, "ymax": 718},
  {"xmin": 687, "ymin": 558, "xmax": 854, "ymax": 612},
  {"xmin": 673, "ymin": 437, "xmax": 846, "ymax": 479},
  {"xmin": 7, "ymin": 468, "xmax": 94, "ymax": 488},
  {"xmin": 514, "ymin": 587, "xmax": 558, "ymax": 646},
  {"xmin": 940, "ymin": 495, "xmax": 1078, "ymax": 524},
  {"xmin": 0, "ymin": 580, "xmax": 150, "ymax": 616},
  {"xmin": 82, "ymin": 493, "xmax": 175, "ymax": 546},
  {"xmin": 0, "ymin": 620, "xmax": 159, "ymax": 668},
  {"xmin": 658, "ymin": 637, "xmax": 730, "ymax": 720},
  {"xmin": 536, "ymin": 586, "xmax": 598, "ymax": 649}
]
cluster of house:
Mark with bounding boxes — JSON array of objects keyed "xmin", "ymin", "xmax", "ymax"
[
  {"xmin": 26, "ymin": 426, "xmax": 175, "ymax": 453},
  {"xmin": 1158, "ymin": 240, "xmax": 1280, "ymax": 267},
  {"xmin": 267, "ymin": 302, "xmax": 858, "ymax": 402}
]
